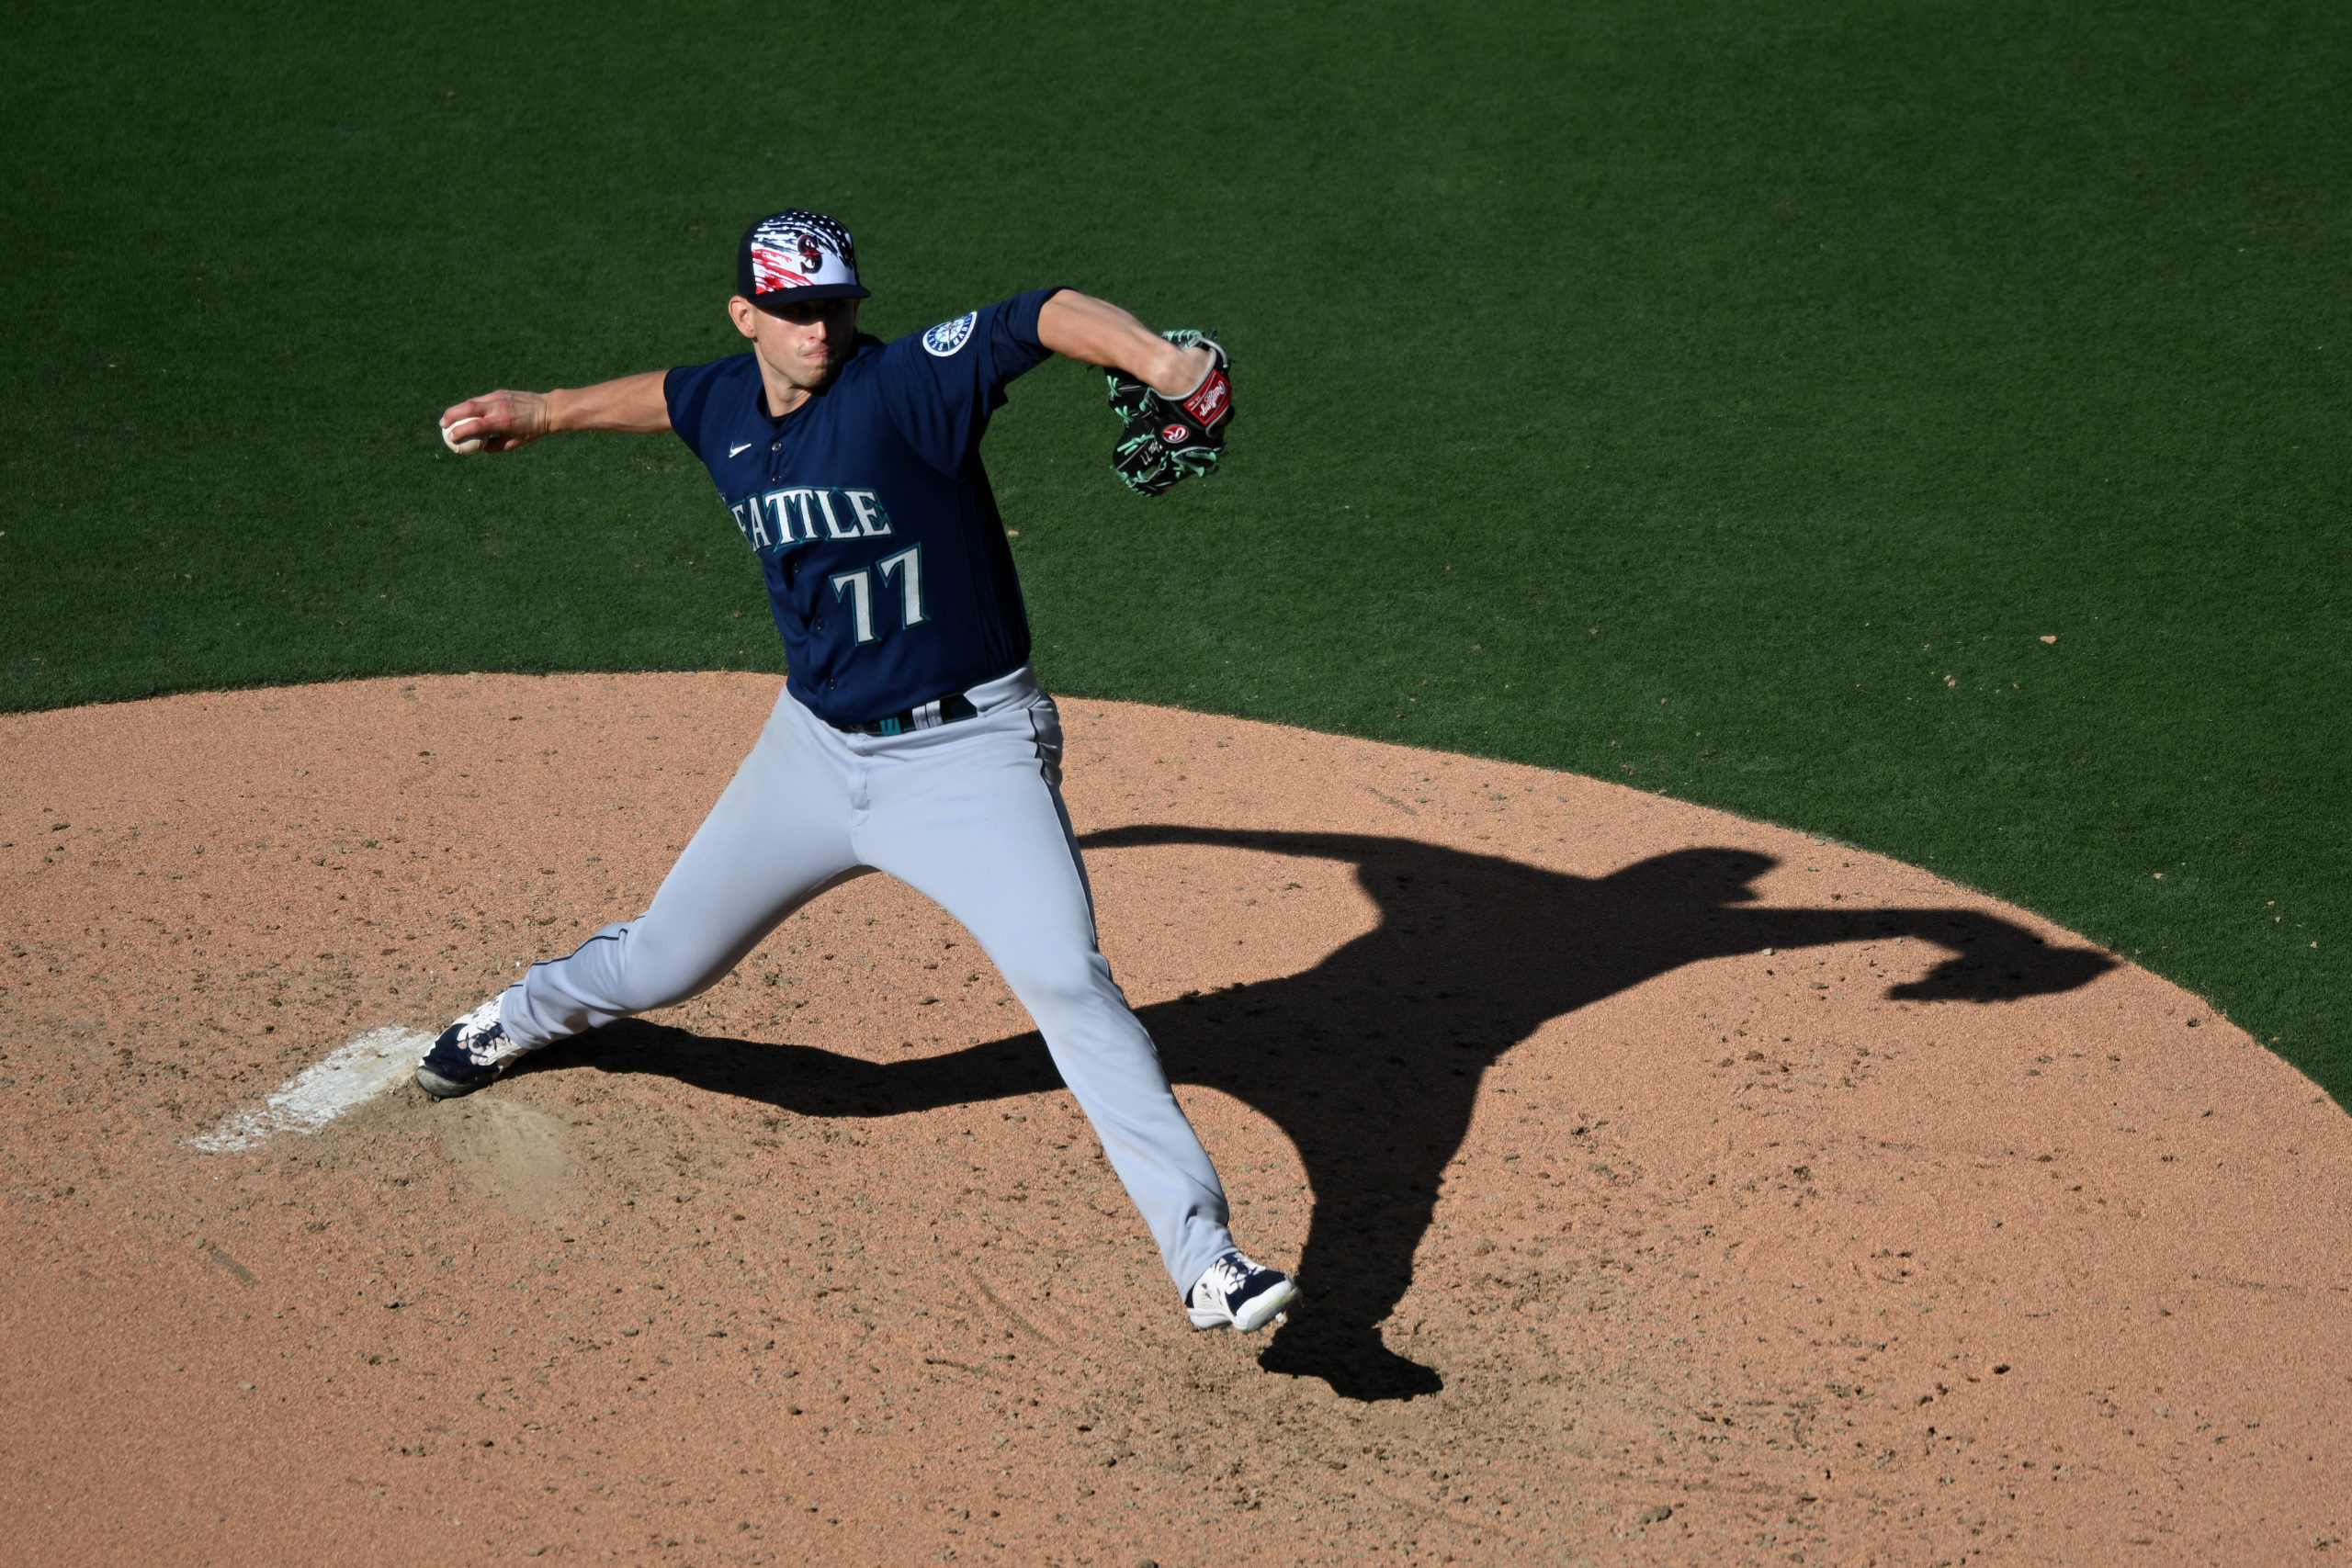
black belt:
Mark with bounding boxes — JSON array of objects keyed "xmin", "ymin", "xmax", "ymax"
[{"xmin": 833, "ymin": 692, "xmax": 978, "ymax": 737}]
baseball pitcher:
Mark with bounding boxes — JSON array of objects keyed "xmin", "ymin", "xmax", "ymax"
[{"xmin": 420, "ymin": 211, "xmax": 1290, "ymax": 1336}]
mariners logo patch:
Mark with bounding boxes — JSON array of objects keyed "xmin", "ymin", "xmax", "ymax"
[{"xmin": 922, "ymin": 312, "xmax": 978, "ymax": 357}]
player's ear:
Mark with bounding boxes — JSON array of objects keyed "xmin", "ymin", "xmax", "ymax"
[{"xmin": 727, "ymin": 295, "xmax": 760, "ymax": 340}]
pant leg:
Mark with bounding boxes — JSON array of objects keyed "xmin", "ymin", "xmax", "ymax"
[
  {"xmin": 852, "ymin": 691, "xmax": 1235, "ymax": 1294},
  {"xmin": 499, "ymin": 686, "xmax": 863, "ymax": 1048}
]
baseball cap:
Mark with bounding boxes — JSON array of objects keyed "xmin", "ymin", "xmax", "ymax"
[{"xmin": 737, "ymin": 210, "xmax": 870, "ymax": 307}]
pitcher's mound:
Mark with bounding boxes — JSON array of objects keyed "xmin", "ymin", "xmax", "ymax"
[{"xmin": 4, "ymin": 672, "xmax": 2346, "ymax": 1565}]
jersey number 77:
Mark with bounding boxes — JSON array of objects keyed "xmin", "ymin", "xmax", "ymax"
[{"xmin": 829, "ymin": 547, "xmax": 927, "ymax": 644}]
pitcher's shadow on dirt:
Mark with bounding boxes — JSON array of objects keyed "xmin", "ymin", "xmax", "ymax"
[{"xmin": 529, "ymin": 829, "xmax": 2116, "ymax": 1403}]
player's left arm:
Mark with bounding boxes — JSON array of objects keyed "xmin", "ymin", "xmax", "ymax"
[{"xmin": 1036, "ymin": 290, "xmax": 1213, "ymax": 398}]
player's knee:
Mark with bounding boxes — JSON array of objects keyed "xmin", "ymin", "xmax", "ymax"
[
  {"xmin": 999, "ymin": 948, "xmax": 1116, "ymax": 1020},
  {"xmin": 581, "ymin": 922, "xmax": 729, "ymax": 1013},
  {"xmin": 627, "ymin": 957, "xmax": 731, "ymax": 1012}
]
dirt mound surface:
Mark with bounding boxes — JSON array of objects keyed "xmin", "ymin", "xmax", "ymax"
[{"xmin": 2, "ymin": 673, "xmax": 2346, "ymax": 1564}]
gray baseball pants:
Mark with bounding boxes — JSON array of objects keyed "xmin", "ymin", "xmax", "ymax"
[{"xmin": 493, "ymin": 666, "xmax": 1236, "ymax": 1293}]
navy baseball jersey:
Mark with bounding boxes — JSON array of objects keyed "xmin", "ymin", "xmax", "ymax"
[{"xmin": 663, "ymin": 288, "xmax": 1064, "ymax": 725}]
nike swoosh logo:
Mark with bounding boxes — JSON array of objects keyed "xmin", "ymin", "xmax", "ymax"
[{"xmin": 729, "ymin": 441, "xmax": 754, "ymax": 458}]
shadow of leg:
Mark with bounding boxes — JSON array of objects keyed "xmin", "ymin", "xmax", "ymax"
[
  {"xmin": 534, "ymin": 1018, "xmax": 1065, "ymax": 1116},
  {"xmin": 1144, "ymin": 990, "xmax": 1461, "ymax": 1402},
  {"xmin": 1256, "ymin": 1180, "xmax": 1447, "ymax": 1401}
]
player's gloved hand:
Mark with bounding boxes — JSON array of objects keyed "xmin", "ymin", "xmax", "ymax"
[{"xmin": 1107, "ymin": 332, "xmax": 1231, "ymax": 496}]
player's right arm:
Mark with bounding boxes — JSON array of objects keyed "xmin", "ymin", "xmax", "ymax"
[{"xmin": 438, "ymin": 371, "xmax": 672, "ymax": 454}]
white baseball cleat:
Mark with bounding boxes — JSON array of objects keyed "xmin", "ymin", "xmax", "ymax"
[
  {"xmin": 1186, "ymin": 1249, "xmax": 1300, "ymax": 1333},
  {"xmin": 414, "ymin": 998, "xmax": 530, "ymax": 1100}
]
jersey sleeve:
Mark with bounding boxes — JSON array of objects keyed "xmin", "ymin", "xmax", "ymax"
[
  {"xmin": 662, "ymin": 353, "xmax": 756, "ymax": 464},
  {"xmin": 872, "ymin": 288, "xmax": 1066, "ymax": 475}
]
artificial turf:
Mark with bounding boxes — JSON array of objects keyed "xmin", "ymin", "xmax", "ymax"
[{"xmin": 3, "ymin": 2, "xmax": 2346, "ymax": 1099}]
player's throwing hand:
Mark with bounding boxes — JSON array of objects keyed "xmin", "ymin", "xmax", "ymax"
[
  {"xmin": 440, "ymin": 372, "xmax": 672, "ymax": 454},
  {"xmin": 438, "ymin": 389, "xmax": 549, "ymax": 455}
]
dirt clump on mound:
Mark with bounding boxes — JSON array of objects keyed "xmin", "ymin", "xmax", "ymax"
[{"xmin": 2, "ymin": 671, "xmax": 2347, "ymax": 1565}]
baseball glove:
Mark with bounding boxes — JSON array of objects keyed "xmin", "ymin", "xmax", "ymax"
[{"xmin": 1107, "ymin": 332, "xmax": 1231, "ymax": 496}]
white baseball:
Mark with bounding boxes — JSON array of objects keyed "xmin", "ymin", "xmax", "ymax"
[{"xmin": 441, "ymin": 419, "xmax": 484, "ymax": 456}]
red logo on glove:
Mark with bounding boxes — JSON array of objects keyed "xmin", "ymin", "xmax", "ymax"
[
  {"xmin": 1162, "ymin": 423, "xmax": 1191, "ymax": 443},
  {"xmin": 1182, "ymin": 368, "xmax": 1230, "ymax": 425}
]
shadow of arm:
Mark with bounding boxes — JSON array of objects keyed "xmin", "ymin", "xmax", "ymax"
[
  {"xmin": 1884, "ymin": 909, "xmax": 2118, "ymax": 1000},
  {"xmin": 1731, "ymin": 907, "xmax": 2117, "ymax": 1006},
  {"xmin": 1748, "ymin": 908, "xmax": 2118, "ymax": 1001}
]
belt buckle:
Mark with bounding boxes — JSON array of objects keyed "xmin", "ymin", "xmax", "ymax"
[{"xmin": 853, "ymin": 692, "xmax": 972, "ymax": 737}]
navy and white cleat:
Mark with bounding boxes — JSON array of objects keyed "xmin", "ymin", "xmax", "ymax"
[
  {"xmin": 415, "ymin": 998, "xmax": 527, "ymax": 1100},
  {"xmin": 1186, "ymin": 1249, "xmax": 1300, "ymax": 1334}
]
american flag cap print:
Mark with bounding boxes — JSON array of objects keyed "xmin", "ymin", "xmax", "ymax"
[{"xmin": 737, "ymin": 209, "xmax": 871, "ymax": 303}]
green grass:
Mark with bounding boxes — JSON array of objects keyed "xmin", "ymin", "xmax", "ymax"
[{"xmin": 4, "ymin": 2, "xmax": 2346, "ymax": 1097}]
